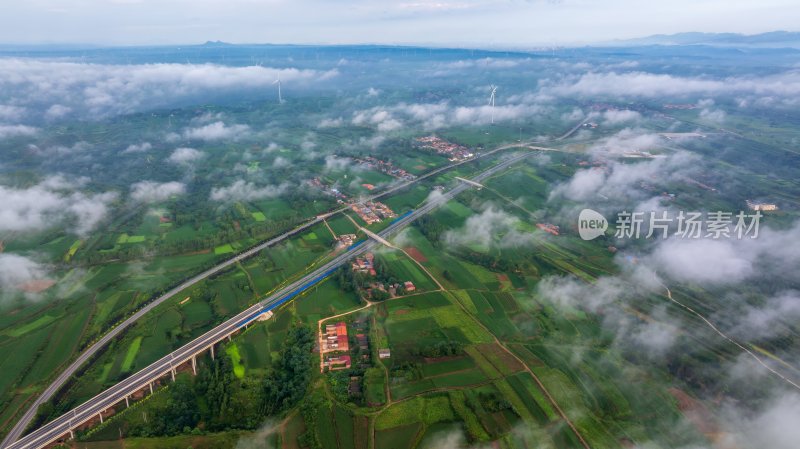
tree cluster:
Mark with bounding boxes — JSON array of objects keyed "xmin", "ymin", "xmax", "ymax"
[
  {"xmin": 259, "ymin": 326, "xmax": 315, "ymax": 416},
  {"xmin": 413, "ymin": 340, "xmax": 463, "ymax": 358}
]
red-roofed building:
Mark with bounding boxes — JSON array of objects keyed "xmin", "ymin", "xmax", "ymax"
[
  {"xmin": 326, "ymin": 355, "xmax": 351, "ymax": 370},
  {"xmin": 322, "ymin": 321, "xmax": 351, "ymax": 353},
  {"xmin": 336, "ymin": 335, "xmax": 350, "ymax": 352}
]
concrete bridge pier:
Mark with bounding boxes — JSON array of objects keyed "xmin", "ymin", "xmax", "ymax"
[
  {"xmin": 210, "ymin": 344, "xmax": 215, "ymax": 360},
  {"xmin": 170, "ymin": 368, "xmax": 176, "ymax": 382},
  {"xmin": 125, "ymin": 396, "xmax": 129, "ymax": 408},
  {"xmin": 149, "ymin": 382, "xmax": 154, "ymax": 394},
  {"xmin": 191, "ymin": 356, "xmax": 197, "ymax": 375},
  {"xmin": 99, "ymin": 412, "xmax": 104, "ymax": 424},
  {"xmin": 69, "ymin": 428, "xmax": 74, "ymax": 440}
]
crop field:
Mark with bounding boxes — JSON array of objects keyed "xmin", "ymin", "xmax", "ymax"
[
  {"xmin": 181, "ymin": 300, "xmax": 214, "ymax": 330},
  {"xmin": 293, "ymin": 279, "xmax": 362, "ymax": 326},
  {"xmin": 376, "ymin": 395, "xmax": 454, "ymax": 430},
  {"xmin": 235, "ymin": 325, "xmax": 273, "ymax": 372},
  {"xmin": 328, "ymin": 405, "xmax": 356, "ymax": 449},
  {"xmin": 281, "ymin": 412, "xmax": 305, "ymax": 449},
  {"xmin": 324, "ymin": 215, "xmax": 360, "ymax": 237},
  {"xmin": 120, "ymin": 337, "xmax": 143, "ymax": 373},
  {"xmin": 364, "ymin": 367, "xmax": 387, "ymax": 406},
  {"xmin": 482, "ymin": 165, "xmax": 549, "ymax": 211},
  {"xmin": 227, "ymin": 344, "xmax": 246, "ymax": 378},
  {"xmin": 382, "ymin": 292, "xmax": 492, "ymax": 350},
  {"xmin": 376, "ymin": 250, "xmax": 437, "ymax": 291},
  {"xmin": 463, "ymin": 290, "xmax": 522, "ymax": 340},
  {"xmin": 380, "ymin": 184, "xmax": 430, "ymax": 213},
  {"xmin": 64, "ymin": 239, "xmax": 82, "ymax": 262},
  {"xmin": 374, "ymin": 423, "xmax": 422, "ymax": 449},
  {"xmin": 79, "ymin": 431, "xmax": 246, "ymax": 449},
  {"xmin": 395, "ymin": 228, "xmax": 487, "ymax": 290},
  {"xmin": 213, "ymin": 243, "xmax": 235, "ymax": 255},
  {"xmin": 1, "ymin": 314, "xmax": 57, "ymax": 338},
  {"xmin": 419, "ymin": 356, "xmax": 475, "ymax": 377},
  {"xmin": 316, "ymin": 404, "xmax": 339, "ymax": 448}
]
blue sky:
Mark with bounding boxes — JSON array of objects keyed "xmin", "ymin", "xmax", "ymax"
[{"xmin": 0, "ymin": 0, "xmax": 798, "ymax": 46}]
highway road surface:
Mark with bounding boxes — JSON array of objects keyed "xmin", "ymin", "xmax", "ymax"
[{"xmin": 3, "ymin": 150, "xmax": 532, "ymax": 449}]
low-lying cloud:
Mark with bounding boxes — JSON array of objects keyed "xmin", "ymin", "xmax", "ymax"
[
  {"xmin": 0, "ymin": 253, "xmax": 49, "ymax": 298},
  {"xmin": 645, "ymin": 221, "xmax": 800, "ymax": 285},
  {"xmin": 542, "ymin": 70, "xmax": 800, "ymax": 100},
  {"xmin": 0, "ymin": 176, "xmax": 117, "ymax": 235},
  {"xmin": 123, "ymin": 142, "xmax": 152, "ymax": 153},
  {"xmin": 444, "ymin": 206, "xmax": 534, "ymax": 250},
  {"xmin": 0, "ymin": 58, "xmax": 339, "ymax": 119},
  {"xmin": 210, "ymin": 180, "xmax": 288, "ymax": 202},
  {"xmin": 550, "ymin": 149, "xmax": 698, "ymax": 204},
  {"xmin": 168, "ymin": 147, "xmax": 204, "ymax": 164},
  {"xmin": 183, "ymin": 121, "xmax": 250, "ymax": 141},
  {"xmin": 129, "ymin": 181, "xmax": 186, "ymax": 203},
  {"xmin": 0, "ymin": 124, "xmax": 38, "ymax": 138}
]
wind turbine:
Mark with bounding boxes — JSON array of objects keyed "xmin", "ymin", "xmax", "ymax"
[
  {"xmin": 489, "ymin": 85, "xmax": 497, "ymax": 125},
  {"xmin": 273, "ymin": 78, "xmax": 283, "ymax": 104}
]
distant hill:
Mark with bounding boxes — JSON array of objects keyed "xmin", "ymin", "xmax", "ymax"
[
  {"xmin": 201, "ymin": 40, "xmax": 234, "ymax": 47},
  {"xmin": 609, "ymin": 31, "xmax": 800, "ymax": 48}
]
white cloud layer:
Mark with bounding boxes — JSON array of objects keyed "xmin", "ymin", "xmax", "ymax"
[
  {"xmin": 129, "ymin": 181, "xmax": 186, "ymax": 203},
  {"xmin": 168, "ymin": 147, "xmax": 204, "ymax": 164},
  {"xmin": 0, "ymin": 124, "xmax": 38, "ymax": 138},
  {"xmin": 123, "ymin": 142, "xmax": 152, "ymax": 153},
  {"xmin": 0, "ymin": 59, "xmax": 338, "ymax": 118},
  {"xmin": 444, "ymin": 206, "xmax": 534, "ymax": 249},
  {"xmin": 209, "ymin": 180, "xmax": 288, "ymax": 202},
  {"xmin": 183, "ymin": 121, "xmax": 250, "ymax": 141},
  {"xmin": 542, "ymin": 70, "xmax": 800, "ymax": 104},
  {"xmin": 0, "ymin": 176, "xmax": 117, "ymax": 235},
  {"xmin": 0, "ymin": 253, "xmax": 48, "ymax": 292}
]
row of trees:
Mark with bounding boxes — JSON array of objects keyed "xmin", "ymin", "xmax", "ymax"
[
  {"xmin": 454, "ymin": 249, "xmax": 525, "ymax": 274},
  {"xmin": 413, "ymin": 340, "xmax": 463, "ymax": 358}
]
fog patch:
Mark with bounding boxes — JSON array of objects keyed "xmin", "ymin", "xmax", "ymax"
[
  {"xmin": 444, "ymin": 206, "xmax": 534, "ymax": 250},
  {"xmin": 130, "ymin": 181, "xmax": 186, "ymax": 203},
  {"xmin": 0, "ymin": 124, "xmax": 38, "ymax": 138},
  {"xmin": 0, "ymin": 176, "xmax": 117, "ymax": 235},
  {"xmin": 168, "ymin": 147, "xmax": 204, "ymax": 164},
  {"xmin": 123, "ymin": 142, "xmax": 152, "ymax": 154},
  {"xmin": 210, "ymin": 180, "xmax": 288, "ymax": 202},
  {"xmin": 234, "ymin": 420, "xmax": 279, "ymax": 449},
  {"xmin": 0, "ymin": 253, "xmax": 51, "ymax": 302},
  {"xmin": 183, "ymin": 121, "xmax": 250, "ymax": 141}
]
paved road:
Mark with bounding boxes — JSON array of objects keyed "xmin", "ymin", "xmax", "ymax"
[
  {"xmin": 4, "ymin": 150, "xmax": 532, "ymax": 449},
  {"xmin": 556, "ymin": 117, "xmax": 590, "ymax": 141}
]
